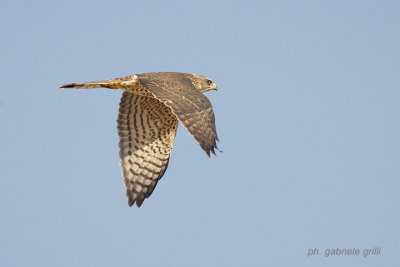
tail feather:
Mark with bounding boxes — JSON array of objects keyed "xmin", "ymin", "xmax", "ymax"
[{"xmin": 60, "ymin": 80, "xmax": 122, "ymax": 89}]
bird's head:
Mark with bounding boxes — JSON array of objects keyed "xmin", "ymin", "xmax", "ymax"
[{"xmin": 189, "ymin": 74, "xmax": 217, "ymax": 93}]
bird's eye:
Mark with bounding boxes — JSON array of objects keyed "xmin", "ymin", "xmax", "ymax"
[{"xmin": 206, "ymin": 79, "xmax": 213, "ymax": 85}]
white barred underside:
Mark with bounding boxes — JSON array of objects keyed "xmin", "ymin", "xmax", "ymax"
[{"xmin": 117, "ymin": 92, "xmax": 178, "ymax": 207}]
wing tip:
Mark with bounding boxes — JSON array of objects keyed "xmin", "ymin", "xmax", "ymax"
[
  {"xmin": 128, "ymin": 197, "xmax": 144, "ymax": 208},
  {"xmin": 203, "ymin": 142, "xmax": 222, "ymax": 157},
  {"xmin": 127, "ymin": 191, "xmax": 144, "ymax": 208}
]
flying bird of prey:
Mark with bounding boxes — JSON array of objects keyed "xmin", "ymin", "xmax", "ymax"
[{"xmin": 61, "ymin": 72, "xmax": 219, "ymax": 207}]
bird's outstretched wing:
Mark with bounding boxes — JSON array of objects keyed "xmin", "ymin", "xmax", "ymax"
[
  {"xmin": 118, "ymin": 92, "xmax": 178, "ymax": 207},
  {"xmin": 137, "ymin": 73, "xmax": 219, "ymax": 156}
]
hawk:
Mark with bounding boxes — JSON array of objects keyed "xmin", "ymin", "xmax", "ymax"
[{"xmin": 61, "ymin": 72, "xmax": 219, "ymax": 207}]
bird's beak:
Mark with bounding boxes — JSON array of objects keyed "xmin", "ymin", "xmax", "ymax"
[{"xmin": 213, "ymin": 83, "xmax": 218, "ymax": 90}]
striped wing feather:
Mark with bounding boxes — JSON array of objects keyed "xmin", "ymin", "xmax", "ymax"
[{"xmin": 118, "ymin": 92, "xmax": 178, "ymax": 207}]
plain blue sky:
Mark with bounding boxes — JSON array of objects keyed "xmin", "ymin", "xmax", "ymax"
[{"xmin": 1, "ymin": 0, "xmax": 399, "ymax": 266}]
